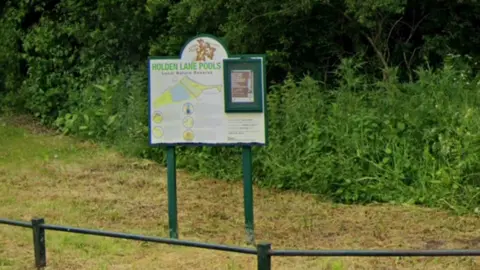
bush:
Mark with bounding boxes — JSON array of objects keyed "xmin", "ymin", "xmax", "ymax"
[{"xmin": 259, "ymin": 56, "xmax": 480, "ymax": 213}]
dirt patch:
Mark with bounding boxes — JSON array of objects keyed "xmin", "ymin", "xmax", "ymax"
[{"xmin": 1, "ymin": 113, "xmax": 58, "ymax": 135}]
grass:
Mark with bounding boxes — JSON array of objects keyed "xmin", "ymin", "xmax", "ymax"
[{"xmin": 0, "ymin": 114, "xmax": 479, "ymax": 270}]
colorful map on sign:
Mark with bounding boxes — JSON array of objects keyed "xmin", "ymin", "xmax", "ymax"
[{"xmin": 153, "ymin": 76, "xmax": 222, "ymax": 108}]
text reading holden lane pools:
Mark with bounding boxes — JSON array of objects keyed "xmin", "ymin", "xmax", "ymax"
[{"xmin": 151, "ymin": 62, "xmax": 222, "ymax": 71}]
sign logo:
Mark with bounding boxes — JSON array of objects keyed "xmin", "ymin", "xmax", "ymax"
[
  {"xmin": 181, "ymin": 36, "xmax": 228, "ymax": 61},
  {"xmin": 193, "ymin": 39, "xmax": 217, "ymax": 61}
]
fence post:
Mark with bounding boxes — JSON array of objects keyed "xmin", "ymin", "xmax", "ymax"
[
  {"xmin": 257, "ymin": 242, "xmax": 271, "ymax": 270},
  {"xmin": 32, "ymin": 218, "xmax": 46, "ymax": 269}
]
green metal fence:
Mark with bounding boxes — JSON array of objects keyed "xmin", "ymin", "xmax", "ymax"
[{"xmin": 1, "ymin": 218, "xmax": 480, "ymax": 269}]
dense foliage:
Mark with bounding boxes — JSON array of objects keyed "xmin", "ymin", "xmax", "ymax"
[{"xmin": 1, "ymin": 0, "xmax": 480, "ymax": 213}]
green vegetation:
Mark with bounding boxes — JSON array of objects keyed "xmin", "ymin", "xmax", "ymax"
[
  {"xmin": 1, "ymin": 116, "xmax": 479, "ymax": 269},
  {"xmin": 1, "ymin": 0, "xmax": 480, "ymax": 213}
]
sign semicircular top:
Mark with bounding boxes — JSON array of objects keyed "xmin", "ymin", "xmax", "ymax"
[{"xmin": 180, "ymin": 35, "xmax": 229, "ymax": 61}]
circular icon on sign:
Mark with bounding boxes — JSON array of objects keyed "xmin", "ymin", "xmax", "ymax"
[
  {"xmin": 183, "ymin": 130, "xmax": 194, "ymax": 141},
  {"xmin": 183, "ymin": 117, "xmax": 194, "ymax": 128},
  {"xmin": 153, "ymin": 112, "xmax": 163, "ymax": 124},
  {"xmin": 153, "ymin": 127, "xmax": 164, "ymax": 138},
  {"xmin": 182, "ymin": 103, "xmax": 194, "ymax": 115}
]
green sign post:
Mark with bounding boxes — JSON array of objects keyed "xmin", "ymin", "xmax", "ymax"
[
  {"xmin": 148, "ymin": 35, "xmax": 267, "ymax": 244},
  {"xmin": 166, "ymin": 146, "xmax": 178, "ymax": 239},
  {"xmin": 242, "ymin": 145, "xmax": 255, "ymax": 243}
]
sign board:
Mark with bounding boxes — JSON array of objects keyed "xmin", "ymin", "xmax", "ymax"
[{"xmin": 148, "ymin": 35, "xmax": 267, "ymax": 145}]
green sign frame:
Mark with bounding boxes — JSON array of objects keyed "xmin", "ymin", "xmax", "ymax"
[
  {"xmin": 148, "ymin": 34, "xmax": 268, "ymax": 245},
  {"xmin": 223, "ymin": 58, "xmax": 264, "ymax": 113}
]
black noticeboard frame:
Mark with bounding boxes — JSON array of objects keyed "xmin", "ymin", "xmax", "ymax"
[{"xmin": 223, "ymin": 58, "xmax": 264, "ymax": 113}]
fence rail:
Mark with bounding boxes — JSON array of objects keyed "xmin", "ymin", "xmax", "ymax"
[
  {"xmin": 1, "ymin": 218, "xmax": 480, "ymax": 270},
  {"xmin": 0, "ymin": 218, "xmax": 32, "ymax": 228}
]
